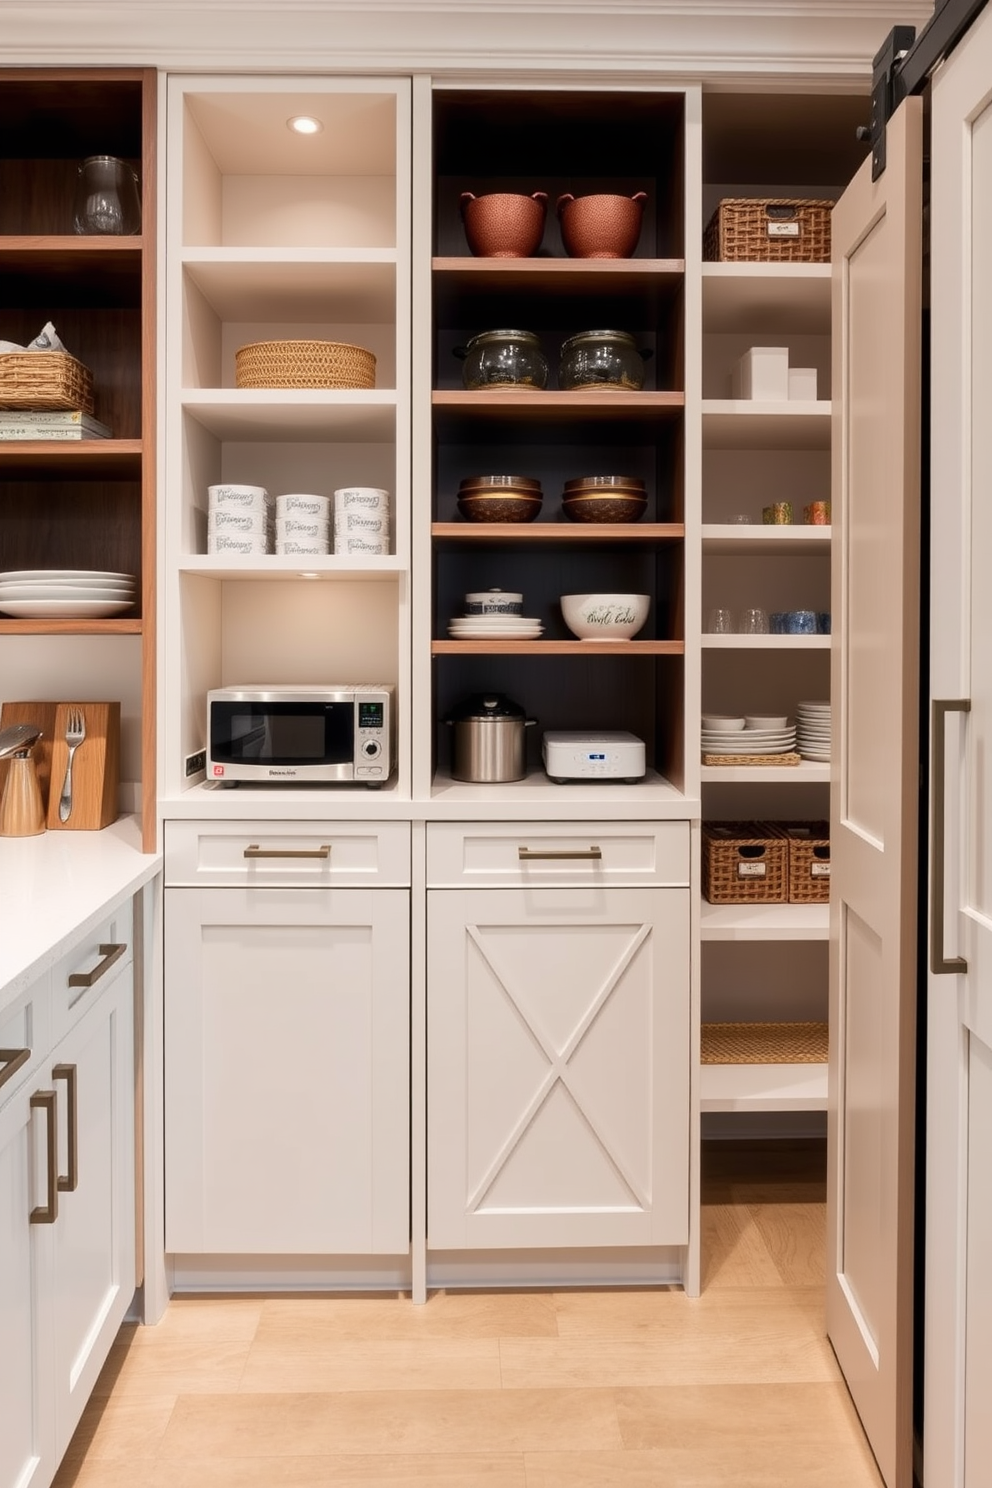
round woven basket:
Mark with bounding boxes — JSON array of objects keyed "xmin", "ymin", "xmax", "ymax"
[{"xmin": 235, "ymin": 340, "xmax": 376, "ymax": 391}]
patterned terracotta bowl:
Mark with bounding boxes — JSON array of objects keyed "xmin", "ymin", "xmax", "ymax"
[
  {"xmin": 460, "ymin": 192, "xmax": 548, "ymax": 258},
  {"xmin": 556, "ymin": 192, "xmax": 648, "ymax": 259}
]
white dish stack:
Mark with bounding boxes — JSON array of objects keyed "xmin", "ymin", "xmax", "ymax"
[
  {"xmin": 274, "ymin": 493, "xmax": 332, "ymax": 556},
  {"xmin": 207, "ymin": 484, "xmax": 272, "ymax": 555},
  {"xmin": 333, "ymin": 487, "xmax": 391, "ymax": 556},
  {"xmin": 797, "ymin": 700, "xmax": 832, "ymax": 761}
]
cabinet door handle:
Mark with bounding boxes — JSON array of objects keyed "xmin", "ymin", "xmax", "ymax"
[
  {"xmin": 52, "ymin": 1063, "xmax": 78, "ymax": 1193},
  {"xmin": 931, "ymin": 698, "xmax": 971, "ymax": 975},
  {"xmin": 29, "ymin": 1090, "xmax": 58, "ymax": 1225},
  {"xmin": 0, "ymin": 1047, "xmax": 30, "ymax": 1092},
  {"xmin": 243, "ymin": 844, "xmax": 331, "ymax": 860},
  {"xmin": 67, "ymin": 942, "xmax": 127, "ymax": 989},
  {"xmin": 518, "ymin": 846, "xmax": 603, "ymax": 861}
]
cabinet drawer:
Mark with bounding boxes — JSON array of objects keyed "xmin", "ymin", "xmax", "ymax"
[
  {"xmin": 426, "ymin": 820, "xmax": 690, "ymax": 888},
  {"xmin": 0, "ymin": 972, "xmax": 51, "ymax": 1106},
  {"xmin": 51, "ymin": 900, "xmax": 134, "ymax": 1043},
  {"xmin": 164, "ymin": 819, "xmax": 411, "ymax": 888}
]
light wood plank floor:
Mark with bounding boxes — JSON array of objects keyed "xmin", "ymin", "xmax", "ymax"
[{"xmin": 54, "ymin": 1139, "xmax": 883, "ymax": 1488}]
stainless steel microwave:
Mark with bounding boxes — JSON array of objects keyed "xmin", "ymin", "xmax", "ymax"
[{"xmin": 206, "ymin": 685, "xmax": 393, "ymax": 786}]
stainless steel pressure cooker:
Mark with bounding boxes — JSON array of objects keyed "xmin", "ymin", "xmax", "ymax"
[{"xmin": 445, "ymin": 692, "xmax": 536, "ymax": 782}]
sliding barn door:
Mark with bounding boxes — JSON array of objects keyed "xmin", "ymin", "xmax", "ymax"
[
  {"xmin": 927, "ymin": 6, "xmax": 992, "ymax": 1481},
  {"xmin": 827, "ymin": 97, "xmax": 923, "ymax": 1488}
]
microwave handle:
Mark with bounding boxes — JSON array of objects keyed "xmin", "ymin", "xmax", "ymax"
[{"xmin": 243, "ymin": 844, "xmax": 331, "ymax": 860}]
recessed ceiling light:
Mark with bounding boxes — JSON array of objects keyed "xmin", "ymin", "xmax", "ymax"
[
  {"xmin": 298, "ymin": 571, "xmax": 320, "ymax": 579},
  {"xmin": 288, "ymin": 115, "xmax": 323, "ymax": 136}
]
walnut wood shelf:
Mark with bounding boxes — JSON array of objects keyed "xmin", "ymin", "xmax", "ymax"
[
  {"xmin": 432, "ymin": 522, "xmax": 685, "ymax": 544},
  {"xmin": 432, "ymin": 389, "xmax": 685, "ymax": 423},
  {"xmin": 432, "ymin": 639, "xmax": 684, "ymax": 655},
  {"xmin": 0, "ymin": 440, "xmax": 143, "ymax": 478},
  {"xmin": 0, "ymin": 619, "xmax": 142, "ymax": 636}
]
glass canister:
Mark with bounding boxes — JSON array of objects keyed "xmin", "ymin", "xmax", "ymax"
[
  {"xmin": 457, "ymin": 329, "xmax": 548, "ymax": 390},
  {"xmin": 559, "ymin": 329, "xmax": 647, "ymax": 391},
  {"xmin": 73, "ymin": 156, "xmax": 142, "ymax": 236}
]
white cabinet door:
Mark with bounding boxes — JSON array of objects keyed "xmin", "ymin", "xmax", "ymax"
[
  {"xmin": 928, "ymin": 11, "xmax": 992, "ymax": 1483},
  {"xmin": 827, "ymin": 97, "xmax": 923, "ymax": 1488},
  {"xmin": 165, "ymin": 887, "xmax": 409, "ymax": 1256},
  {"xmin": 49, "ymin": 962, "xmax": 135, "ymax": 1453},
  {"xmin": 427, "ymin": 886, "xmax": 689, "ymax": 1250},
  {"xmin": 0, "ymin": 1080, "xmax": 54, "ymax": 1488}
]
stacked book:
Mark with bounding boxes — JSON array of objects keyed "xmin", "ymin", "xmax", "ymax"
[{"xmin": 0, "ymin": 409, "xmax": 112, "ymax": 440}]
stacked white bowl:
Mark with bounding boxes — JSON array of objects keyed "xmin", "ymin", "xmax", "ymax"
[
  {"xmin": 274, "ymin": 493, "xmax": 332, "ymax": 556},
  {"xmin": 797, "ymin": 700, "xmax": 832, "ymax": 761},
  {"xmin": 207, "ymin": 484, "xmax": 271, "ymax": 555},
  {"xmin": 333, "ymin": 486, "xmax": 391, "ymax": 556}
]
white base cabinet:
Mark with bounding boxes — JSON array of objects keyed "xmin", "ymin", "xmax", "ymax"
[
  {"xmin": 0, "ymin": 908, "xmax": 135, "ymax": 1488},
  {"xmin": 427, "ymin": 884, "xmax": 690, "ymax": 1251},
  {"xmin": 164, "ymin": 883, "xmax": 410, "ymax": 1256}
]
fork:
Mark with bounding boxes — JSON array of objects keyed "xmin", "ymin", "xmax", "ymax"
[{"xmin": 58, "ymin": 708, "xmax": 86, "ymax": 823}]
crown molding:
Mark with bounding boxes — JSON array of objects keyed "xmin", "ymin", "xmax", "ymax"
[{"xmin": 4, "ymin": 1, "xmax": 934, "ymax": 79}]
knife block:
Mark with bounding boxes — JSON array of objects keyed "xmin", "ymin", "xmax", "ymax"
[
  {"xmin": 0, "ymin": 701, "xmax": 59, "ymax": 810},
  {"xmin": 46, "ymin": 702, "xmax": 121, "ymax": 831}
]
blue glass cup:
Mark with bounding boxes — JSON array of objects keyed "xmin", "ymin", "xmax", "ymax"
[{"xmin": 786, "ymin": 609, "xmax": 817, "ymax": 634}]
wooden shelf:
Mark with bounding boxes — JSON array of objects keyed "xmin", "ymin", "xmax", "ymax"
[
  {"xmin": 702, "ymin": 400, "xmax": 831, "ymax": 450},
  {"xmin": 0, "ymin": 619, "xmax": 142, "ymax": 636},
  {"xmin": 182, "ymin": 250, "xmax": 397, "ymax": 321},
  {"xmin": 699, "ymin": 1020, "xmax": 828, "ymax": 1113},
  {"xmin": 433, "ymin": 639, "xmax": 683, "ymax": 655},
  {"xmin": 0, "ymin": 440, "xmax": 143, "ymax": 478},
  {"xmin": 702, "ymin": 634, "xmax": 830, "ymax": 649},
  {"xmin": 433, "ymin": 389, "xmax": 684, "ymax": 425},
  {"xmin": 434, "ymin": 256, "xmax": 685, "ymax": 282},
  {"xmin": 432, "ymin": 522, "xmax": 684, "ymax": 545},
  {"xmin": 701, "ymin": 760, "xmax": 830, "ymax": 783},
  {"xmin": 701, "ymin": 262, "xmax": 831, "ymax": 334},
  {"xmin": 700, "ymin": 901, "xmax": 829, "ymax": 941},
  {"xmin": 181, "ymin": 391, "xmax": 396, "ymax": 442}
]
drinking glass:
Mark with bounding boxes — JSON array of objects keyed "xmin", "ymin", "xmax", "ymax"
[
  {"xmin": 706, "ymin": 607, "xmax": 735, "ymax": 634},
  {"xmin": 739, "ymin": 607, "xmax": 769, "ymax": 634}
]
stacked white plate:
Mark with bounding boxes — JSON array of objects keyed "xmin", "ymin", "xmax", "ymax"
[
  {"xmin": 448, "ymin": 614, "xmax": 544, "ymax": 640},
  {"xmin": 701, "ymin": 722, "xmax": 797, "ymax": 755},
  {"xmin": 0, "ymin": 569, "xmax": 137, "ymax": 618},
  {"xmin": 797, "ymin": 700, "xmax": 832, "ymax": 761}
]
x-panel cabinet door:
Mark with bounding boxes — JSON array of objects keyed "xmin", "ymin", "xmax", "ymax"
[{"xmin": 427, "ymin": 886, "xmax": 689, "ymax": 1251}]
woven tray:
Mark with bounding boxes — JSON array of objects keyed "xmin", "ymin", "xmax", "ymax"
[
  {"xmin": 235, "ymin": 339, "xmax": 376, "ymax": 391},
  {"xmin": 775, "ymin": 821, "xmax": 831, "ymax": 904},
  {"xmin": 0, "ymin": 352, "xmax": 95, "ymax": 414},
  {"xmin": 703, "ymin": 198, "xmax": 833, "ymax": 263},
  {"xmin": 701, "ymin": 1021, "xmax": 829, "ymax": 1064},
  {"xmin": 702, "ymin": 821, "xmax": 788, "ymax": 904},
  {"xmin": 702, "ymin": 752, "xmax": 801, "ymax": 767}
]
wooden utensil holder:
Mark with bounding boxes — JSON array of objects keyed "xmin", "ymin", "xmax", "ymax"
[{"xmin": 46, "ymin": 702, "xmax": 120, "ymax": 831}]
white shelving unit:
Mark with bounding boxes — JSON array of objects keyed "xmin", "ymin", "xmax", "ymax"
[{"xmin": 161, "ymin": 75, "xmax": 412, "ymax": 808}]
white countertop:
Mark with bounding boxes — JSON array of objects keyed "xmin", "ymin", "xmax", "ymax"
[{"xmin": 0, "ymin": 815, "xmax": 161, "ymax": 1010}]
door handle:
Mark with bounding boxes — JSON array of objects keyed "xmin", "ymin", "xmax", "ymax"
[
  {"xmin": 518, "ymin": 846, "xmax": 603, "ymax": 860},
  {"xmin": 0, "ymin": 1047, "xmax": 30, "ymax": 1092},
  {"xmin": 931, "ymin": 697, "xmax": 971, "ymax": 975},
  {"xmin": 52, "ymin": 1063, "xmax": 78, "ymax": 1193},
  {"xmin": 67, "ymin": 942, "xmax": 127, "ymax": 989},
  {"xmin": 243, "ymin": 844, "xmax": 331, "ymax": 859},
  {"xmin": 29, "ymin": 1089, "xmax": 58, "ymax": 1225}
]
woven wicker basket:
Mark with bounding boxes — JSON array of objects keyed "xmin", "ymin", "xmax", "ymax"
[
  {"xmin": 702, "ymin": 821, "xmax": 788, "ymax": 904},
  {"xmin": 0, "ymin": 352, "xmax": 95, "ymax": 414},
  {"xmin": 703, "ymin": 198, "xmax": 833, "ymax": 263},
  {"xmin": 701, "ymin": 1021, "xmax": 829, "ymax": 1065},
  {"xmin": 235, "ymin": 339, "xmax": 376, "ymax": 391},
  {"xmin": 775, "ymin": 821, "xmax": 831, "ymax": 904}
]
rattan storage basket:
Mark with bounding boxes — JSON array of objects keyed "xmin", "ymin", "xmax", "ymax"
[
  {"xmin": 702, "ymin": 821, "xmax": 788, "ymax": 904},
  {"xmin": 0, "ymin": 352, "xmax": 95, "ymax": 414},
  {"xmin": 703, "ymin": 198, "xmax": 833, "ymax": 263},
  {"xmin": 701, "ymin": 1021, "xmax": 829, "ymax": 1064},
  {"xmin": 775, "ymin": 821, "xmax": 831, "ymax": 904},
  {"xmin": 235, "ymin": 339, "xmax": 376, "ymax": 390}
]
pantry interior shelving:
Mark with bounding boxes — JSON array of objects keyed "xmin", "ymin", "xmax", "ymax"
[
  {"xmin": 0, "ymin": 67, "xmax": 157, "ymax": 848},
  {"xmin": 161, "ymin": 75, "xmax": 412, "ymax": 807}
]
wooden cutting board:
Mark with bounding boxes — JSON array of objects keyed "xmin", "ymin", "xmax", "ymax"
[
  {"xmin": 0, "ymin": 701, "xmax": 59, "ymax": 812},
  {"xmin": 45, "ymin": 701, "xmax": 121, "ymax": 831}
]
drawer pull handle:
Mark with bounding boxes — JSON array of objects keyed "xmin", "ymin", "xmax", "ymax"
[
  {"xmin": 52, "ymin": 1064, "xmax": 78, "ymax": 1193},
  {"xmin": 0, "ymin": 1047, "xmax": 30, "ymax": 1092},
  {"xmin": 67, "ymin": 942, "xmax": 127, "ymax": 989},
  {"xmin": 518, "ymin": 846, "xmax": 603, "ymax": 861},
  {"xmin": 243, "ymin": 844, "xmax": 331, "ymax": 860},
  {"xmin": 29, "ymin": 1089, "xmax": 58, "ymax": 1225}
]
